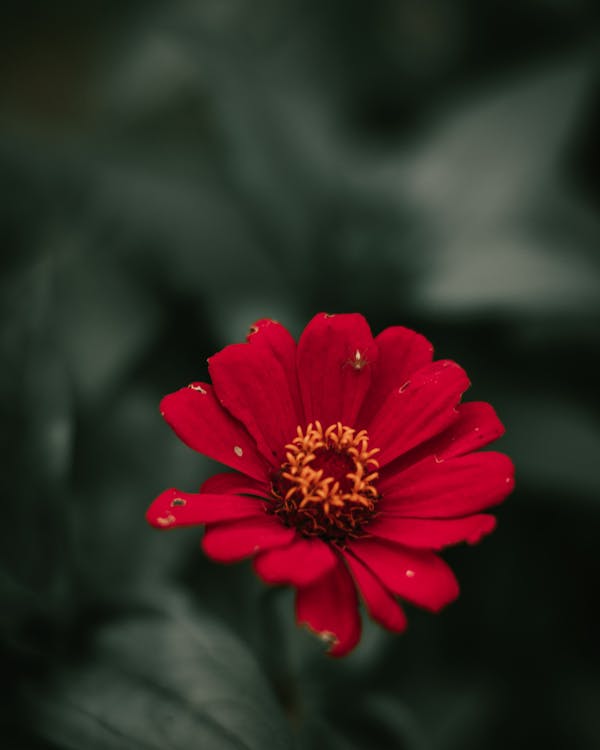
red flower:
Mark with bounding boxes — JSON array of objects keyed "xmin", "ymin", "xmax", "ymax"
[{"xmin": 147, "ymin": 314, "xmax": 514, "ymax": 656}]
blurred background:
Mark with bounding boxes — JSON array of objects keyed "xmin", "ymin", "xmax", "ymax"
[{"xmin": 2, "ymin": 2, "xmax": 600, "ymax": 748}]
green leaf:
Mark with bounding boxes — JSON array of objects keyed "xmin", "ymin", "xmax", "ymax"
[{"xmin": 29, "ymin": 598, "xmax": 294, "ymax": 750}]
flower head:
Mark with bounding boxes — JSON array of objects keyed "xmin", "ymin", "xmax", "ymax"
[{"xmin": 147, "ymin": 314, "xmax": 514, "ymax": 656}]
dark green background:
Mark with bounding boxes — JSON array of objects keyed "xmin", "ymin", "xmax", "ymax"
[{"xmin": 2, "ymin": 2, "xmax": 600, "ymax": 748}]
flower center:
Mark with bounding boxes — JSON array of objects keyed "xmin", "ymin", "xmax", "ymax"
[{"xmin": 270, "ymin": 421, "xmax": 380, "ymax": 542}]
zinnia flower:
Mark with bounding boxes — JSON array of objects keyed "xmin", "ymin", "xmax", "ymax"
[{"xmin": 147, "ymin": 314, "xmax": 514, "ymax": 656}]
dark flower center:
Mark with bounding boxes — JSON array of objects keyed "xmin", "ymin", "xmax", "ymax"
[{"xmin": 270, "ymin": 422, "xmax": 380, "ymax": 543}]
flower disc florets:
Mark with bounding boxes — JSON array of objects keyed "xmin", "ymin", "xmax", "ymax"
[{"xmin": 270, "ymin": 421, "xmax": 380, "ymax": 542}]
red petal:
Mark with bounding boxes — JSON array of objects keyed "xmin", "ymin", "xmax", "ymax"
[
  {"xmin": 358, "ymin": 326, "xmax": 434, "ymax": 428},
  {"xmin": 379, "ymin": 451, "xmax": 515, "ymax": 517},
  {"xmin": 160, "ymin": 383, "xmax": 269, "ymax": 481},
  {"xmin": 254, "ymin": 537, "xmax": 338, "ymax": 587},
  {"xmin": 367, "ymin": 514, "xmax": 497, "ymax": 549},
  {"xmin": 247, "ymin": 318, "xmax": 302, "ymax": 403},
  {"xmin": 431, "ymin": 401, "xmax": 506, "ymax": 459},
  {"xmin": 201, "ymin": 516, "xmax": 295, "ymax": 562},
  {"xmin": 295, "ymin": 557, "xmax": 361, "ymax": 657},
  {"xmin": 146, "ymin": 488, "xmax": 266, "ymax": 528},
  {"xmin": 381, "ymin": 401, "xmax": 506, "ymax": 475},
  {"xmin": 208, "ymin": 319, "xmax": 302, "ymax": 464},
  {"xmin": 348, "ymin": 539, "xmax": 459, "ymax": 612},
  {"xmin": 200, "ymin": 472, "xmax": 270, "ymax": 497},
  {"xmin": 297, "ymin": 312, "xmax": 376, "ymax": 428},
  {"xmin": 367, "ymin": 360, "xmax": 470, "ymax": 467},
  {"xmin": 344, "ymin": 552, "xmax": 407, "ymax": 633}
]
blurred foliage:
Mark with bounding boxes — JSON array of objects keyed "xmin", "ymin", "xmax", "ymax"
[{"xmin": 2, "ymin": 1, "xmax": 600, "ymax": 748}]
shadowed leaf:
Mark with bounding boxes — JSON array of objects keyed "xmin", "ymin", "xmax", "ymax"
[{"xmin": 29, "ymin": 598, "xmax": 294, "ymax": 750}]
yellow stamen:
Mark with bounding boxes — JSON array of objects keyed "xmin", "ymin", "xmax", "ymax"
[{"xmin": 270, "ymin": 421, "xmax": 380, "ymax": 541}]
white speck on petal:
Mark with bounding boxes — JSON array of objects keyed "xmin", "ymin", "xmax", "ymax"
[
  {"xmin": 188, "ymin": 383, "xmax": 207, "ymax": 394},
  {"xmin": 234, "ymin": 446, "xmax": 243, "ymax": 457},
  {"xmin": 157, "ymin": 513, "xmax": 176, "ymax": 527},
  {"xmin": 405, "ymin": 569, "xmax": 415, "ymax": 578},
  {"xmin": 318, "ymin": 630, "xmax": 337, "ymax": 645}
]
